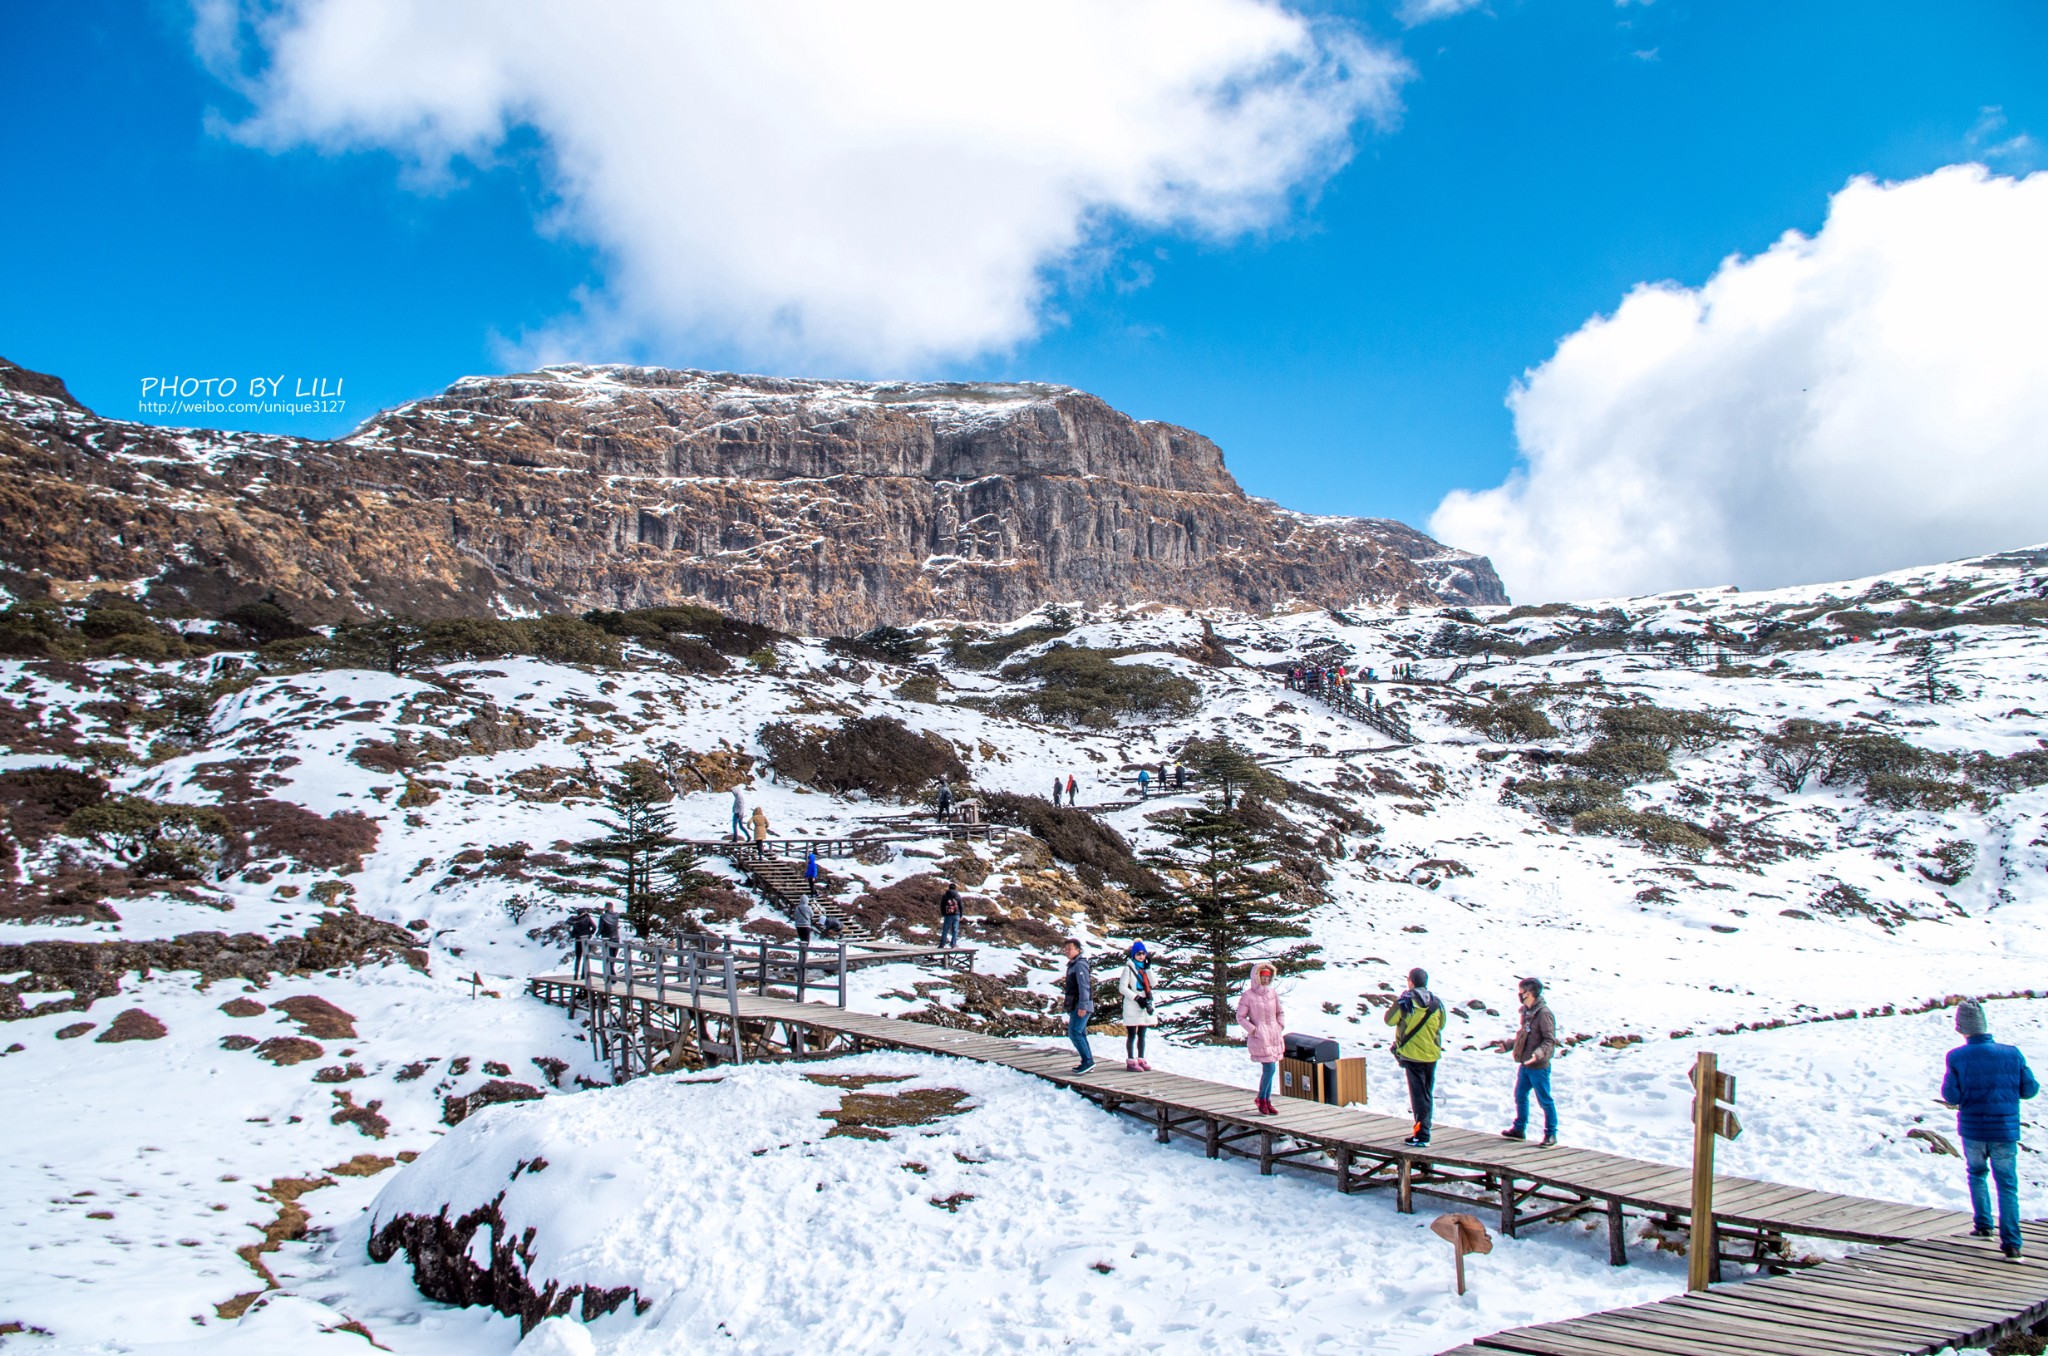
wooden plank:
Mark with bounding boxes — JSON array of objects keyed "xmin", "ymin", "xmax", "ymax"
[
  {"xmin": 1758, "ymin": 1272, "xmax": 2034, "ymax": 1329},
  {"xmin": 1620, "ymin": 1296, "xmax": 1916, "ymax": 1354},
  {"xmin": 1676, "ymin": 1288, "xmax": 1967, "ymax": 1344},
  {"xmin": 1563, "ymin": 1307, "xmax": 1890, "ymax": 1356}
]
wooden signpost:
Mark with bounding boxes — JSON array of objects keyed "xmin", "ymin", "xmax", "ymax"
[
  {"xmin": 1430, "ymin": 1212, "xmax": 1494, "ymax": 1295},
  {"xmin": 1688, "ymin": 1051, "xmax": 1741, "ymax": 1291}
]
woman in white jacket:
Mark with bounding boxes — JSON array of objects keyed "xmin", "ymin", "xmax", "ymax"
[{"xmin": 1122, "ymin": 941, "xmax": 1157, "ymax": 1071}]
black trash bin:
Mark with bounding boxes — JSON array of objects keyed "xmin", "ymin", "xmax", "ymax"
[{"xmin": 1281, "ymin": 1032, "xmax": 1340, "ymax": 1104}]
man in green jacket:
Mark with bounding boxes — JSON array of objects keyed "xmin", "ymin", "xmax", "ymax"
[{"xmin": 1385, "ymin": 966, "xmax": 1446, "ymax": 1147}]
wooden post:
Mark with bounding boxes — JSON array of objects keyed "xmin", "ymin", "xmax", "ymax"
[
  {"xmin": 1205, "ymin": 1117, "xmax": 1220, "ymax": 1159},
  {"xmin": 1689, "ymin": 1051, "xmax": 1719, "ymax": 1291},
  {"xmin": 1398, "ymin": 1157, "xmax": 1414, "ymax": 1214},
  {"xmin": 1336, "ymin": 1146, "xmax": 1353, "ymax": 1195},
  {"xmin": 1607, "ymin": 1197, "xmax": 1628, "ymax": 1267},
  {"xmin": 1155, "ymin": 1105, "xmax": 1170, "ymax": 1144},
  {"xmin": 1498, "ymin": 1173, "xmax": 1517, "ymax": 1239},
  {"xmin": 1260, "ymin": 1131, "xmax": 1274, "ymax": 1176}
]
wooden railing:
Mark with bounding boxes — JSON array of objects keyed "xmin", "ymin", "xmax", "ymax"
[{"xmin": 1286, "ymin": 677, "xmax": 1416, "ymax": 745}]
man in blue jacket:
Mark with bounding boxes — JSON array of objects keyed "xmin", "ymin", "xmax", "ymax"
[{"xmin": 1941, "ymin": 999, "xmax": 2040, "ymax": 1259}]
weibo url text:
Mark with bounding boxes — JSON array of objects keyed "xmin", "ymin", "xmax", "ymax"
[{"xmin": 138, "ymin": 374, "xmax": 345, "ymax": 418}]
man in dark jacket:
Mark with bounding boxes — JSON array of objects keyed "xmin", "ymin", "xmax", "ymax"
[
  {"xmin": 1059, "ymin": 939, "xmax": 1095, "ymax": 1074},
  {"xmin": 936, "ymin": 782, "xmax": 953, "ymax": 822},
  {"xmin": 1501, "ymin": 977, "xmax": 1558, "ymax": 1146},
  {"xmin": 938, "ymin": 882, "xmax": 963, "ymax": 949},
  {"xmin": 1942, "ymin": 999, "xmax": 2040, "ymax": 1258},
  {"xmin": 568, "ymin": 909, "xmax": 596, "ymax": 981}
]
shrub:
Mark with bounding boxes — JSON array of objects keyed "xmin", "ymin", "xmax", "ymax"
[
  {"xmin": 0, "ymin": 766, "xmax": 109, "ymax": 845},
  {"xmin": 230, "ymin": 799, "xmax": 380, "ymax": 873},
  {"xmin": 63, "ymin": 795, "xmax": 235, "ymax": 879},
  {"xmin": 833, "ymin": 626, "xmax": 928, "ymax": 665},
  {"xmin": 519, "ymin": 616, "xmax": 621, "ymax": 666},
  {"xmin": 1758, "ymin": 719, "xmax": 1838, "ymax": 792},
  {"xmin": 1821, "ymin": 731, "xmax": 1944, "ymax": 789},
  {"xmin": 1505, "ymin": 776, "xmax": 1624, "ymax": 821},
  {"xmin": 758, "ymin": 716, "xmax": 969, "ymax": 798},
  {"xmin": 1596, "ymin": 704, "xmax": 1734, "ymax": 752},
  {"xmin": 945, "ymin": 617, "xmax": 1074, "ymax": 671},
  {"xmin": 1447, "ymin": 699, "xmax": 1556, "ymax": 744},
  {"xmin": 583, "ymin": 604, "xmax": 779, "ymax": 657},
  {"xmin": 895, "ymin": 673, "xmax": 942, "ymax": 704},
  {"xmin": 996, "ymin": 645, "xmax": 1198, "ymax": 728},
  {"xmin": 983, "ymin": 793, "xmax": 1157, "ymax": 894},
  {"xmin": 0, "ymin": 604, "xmax": 80, "ymax": 658},
  {"xmin": 220, "ymin": 597, "xmax": 311, "ymax": 645},
  {"xmin": 1571, "ymin": 806, "xmax": 1715, "ymax": 858},
  {"xmin": 1966, "ymin": 749, "xmax": 2048, "ymax": 793},
  {"xmin": 1569, "ymin": 738, "xmax": 1672, "ymax": 785},
  {"xmin": 1918, "ymin": 839, "xmax": 1978, "ymax": 886},
  {"xmin": 1863, "ymin": 774, "xmax": 1976, "ymax": 812}
]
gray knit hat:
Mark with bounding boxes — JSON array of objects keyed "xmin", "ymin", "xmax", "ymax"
[{"xmin": 1955, "ymin": 1000, "xmax": 1989, "ymax": 1037}]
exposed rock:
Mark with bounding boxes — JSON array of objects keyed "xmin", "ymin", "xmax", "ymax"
[
  {"xmin": 443, "ymin": 1079, "xmax": 544, "ymax": 1127},
  {"xmin": 0, "ymin": 356, "xmax": 1504, "ymax": 632}
]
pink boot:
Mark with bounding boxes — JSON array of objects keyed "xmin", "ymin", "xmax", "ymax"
[
  {"xmin": 1136, "ymin": 1059, "xmax": 1153, "ymax": 1071},
  {"xmin": 1125, "ymin": 1059, "xmax": 1142, "ymax": 1072}
]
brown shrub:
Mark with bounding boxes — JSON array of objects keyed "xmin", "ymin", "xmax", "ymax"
[
  {"xmin": 95, "ymin": 1008, "xmax": 166, "ymax": 1042},
  {"xmin": 55, "ymin": 1021, "xmax": 94, "ymax": 1039},
  {"xmin": 842, "ymin": 873, "xmax": 954, "ymax": 937},
  {"xmin": 330, "ymin": 1090, "xmax": 389, "ymax": 1139},
  {"xmin": 220, "ymin": 998, "xmax": 266, "ymax": 1018},
  {"xmin": 0, "ymin": 766, "xmax": 108, "ymax": 849},
  {"xmin": 255, "ymin": 1036, "xmax": 324, "ymax": 1065},
  {"xmin": 271, "ymin": 995, "xmax": 358, "ymax": 1039},
  {"xmin": 220, "ymin": 1034, "xmax": 258, "ymax": 1051},
  {"xmin": 759, "ymin": 716, "xmax": 968, "ymax": 799},
  {"xmin": 983, "ymin": 793, "xmax": 1155, "ymax": 893},
  {"xmin": 229, "ymin": 799, "xmax": 379, "ymax": 873}
]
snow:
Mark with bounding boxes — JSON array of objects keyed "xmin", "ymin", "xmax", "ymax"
[{"xmin": 2, "ymin": 543, "xmax": 2046, "ymax": 1350}]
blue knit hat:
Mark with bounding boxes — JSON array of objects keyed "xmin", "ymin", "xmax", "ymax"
[{"xmin": 1129, "ymin": 940, "xmax": 1147, "ymax": 955}]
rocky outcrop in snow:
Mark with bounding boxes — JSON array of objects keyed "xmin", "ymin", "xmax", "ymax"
[{"xmin": 0, "ymin": 356, "xmax": 1504, "ymax": 629}]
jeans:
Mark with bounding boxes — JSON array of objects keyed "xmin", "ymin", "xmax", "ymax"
[
  {"xmin": 1965, "ymin": 1138, "xmax": 2022, "ymax": 1251},
  {"xmin": 1402, "ymin": 1060, "xmax": 1437, "ymax": 1135},
  {"xmin": 1067, "ymin": 1011, "xmax": 1093, "ymax": 1067},
  {"xmin": 1513, "ymin": 1064, "xmax": 1557, "ymax": 1136},
  {"xmin": 1258, "ymin": 1062, "xmax": 1277, "ymax": 1101},
  {"xmin": 940, "ymin": 914, "xmax": 960, "ymax": 948}
]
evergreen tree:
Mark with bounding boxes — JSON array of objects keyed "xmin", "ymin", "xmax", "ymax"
[
  {"xmin": 564, "ymin": 761, "xmax": 713, "ymax": 938},
  {"xmin": 1175, "ymin": 737, "xmax": 1285, "ymax": 810},
  {"xmin": 1900, "ymin": 635, "xmax": 1962, "ymax": 704},
  {"xmin": 1134, "ymin": 795, "xmax": 1321, "ymax": 1041}
]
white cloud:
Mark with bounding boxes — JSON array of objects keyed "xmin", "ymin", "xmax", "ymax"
[
  {"xmin": 200, "ymin": 0, "xmax": 1406, "ymax": 372},
  {"xmin": 1399, "ymin": 0, "xmax": 1487, "ymax": 24},
  {"xmin": 1431, "ymin": 165, "xmax": 2048, "ymax": 603}
]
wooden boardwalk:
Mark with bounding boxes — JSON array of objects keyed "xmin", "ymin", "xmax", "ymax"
[
  {"xmin": 1442, "ymin": 1224, "xmax": 2048, "ymax": 1355},
  {"xmin": 534, "ymin": 975, "xmax": 1964, "ymax": 1265}
]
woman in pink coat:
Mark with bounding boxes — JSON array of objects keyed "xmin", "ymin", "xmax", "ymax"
[{"xmin": 1235, "ymin": 962, "xmax": 1285, "ymax": 1115}]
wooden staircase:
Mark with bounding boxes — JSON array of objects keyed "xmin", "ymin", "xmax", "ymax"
[{"xmin": 734, "ymin": 852, "xmax": 873, "ymax": 942}]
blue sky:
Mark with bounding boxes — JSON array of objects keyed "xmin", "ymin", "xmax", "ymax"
[{"xmin": 2, "ymin": 0, "xmax": 2041, "ymax": 541}]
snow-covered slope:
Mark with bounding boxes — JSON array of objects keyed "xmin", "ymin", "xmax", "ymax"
[{"xmin": 2, "ymin": 544, "xmax": 2045, "ymax": 1353}]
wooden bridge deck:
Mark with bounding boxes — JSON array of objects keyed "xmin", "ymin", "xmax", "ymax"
[
  {"xmin": 1442, "ymin": 1224, "xmax": 2048, "ymax": 1356},
  {"xmin": 536, "ymin": 976, "xmax": 1965, "ymax": 1255}
]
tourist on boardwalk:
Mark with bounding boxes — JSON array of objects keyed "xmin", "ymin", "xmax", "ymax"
[
  {"xmin": 1501, "ymin": 977, "xmax": 1558, "ymax": 1147},
  {"xmin": 938, "ymin": 882, "xmax": 964, "ymax": 948},
  {"xmin": 1942, "ymin": 999, "xmax": 2040, "ymax": 1259},
  {"xmin": 730, "ymin": 789, "xmax": 747, "ymax": 841},
  {"xmin": 749, "ymin": 804, "xmax": 770, "ymax": 843},
  {"xmin": 1066, "ymin": 773, "xmax": 1078, "ymax": 805},
  {"xmin": 568, "ymin": 908, "xmax": 596, "ymax": 980},
  {"xmin": 1174, "ymin": 762, "xmax": 1186, "ymax": 791},
  {"xmin": 1121, "ymin": 941, "xmax": 1156, "ymax": 1071},
  {"xmin": 1137, "ymin": 767, "xmax": 1151, "ymax": 799},
  {"xmin": 804, "ymin": 848, "xmax": 821, "ymax": 896},
  {"xmin": 1236, "ymin": 962, "xmax": 1285, "ymax": 1115},
  {"xmin": 596, "ymin": 906, "xmax": 621, "ymax": 947},
  {"xmin": 792, "ymin": 897, "xmax": 816, "ymax": 951},
  {"xmin": 1385, "ymin": 966, "xmax": 1445, "ymax": 1146},
  {"xmin": 1051, "ymin": 776, "xmax": 1063, "ymax": 807},
  {"xmin": 936, "ymin": 780, "xmax": 953, "ymax": 822},
  {"xmin": 1059, "ymin": 939, "xmax": 1095, "ymax": 1073}
]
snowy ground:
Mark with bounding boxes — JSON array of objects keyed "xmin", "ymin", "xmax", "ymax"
[{"xmin": 3, "ymin": 546, "xmax": 2046, "ymax": 1351}]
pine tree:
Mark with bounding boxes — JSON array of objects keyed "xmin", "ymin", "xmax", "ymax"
[
  {"xmin": 1134, "ymin": 795, "xmax": 1321, "ymax": 1041},
  {"xmin": 1900, "ymin": 636, "xmax": 1962, "ymax": 704},
  {"xmin": 565, "ymin": 761, "xmax": 712, "ymax": 938},
  {"xmin": 1175, "ymin": 737, "xmax": 1282, "ymax": 810}
]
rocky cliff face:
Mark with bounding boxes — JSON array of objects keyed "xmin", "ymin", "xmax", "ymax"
[{"xmin": 0, "ymin": 357, "xmax": 1503, "ymax": 628}]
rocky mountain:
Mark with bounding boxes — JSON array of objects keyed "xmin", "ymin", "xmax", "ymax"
[{"xmin": 0, "ymin": 356, "xmax": 1503, "ymax": 629}]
